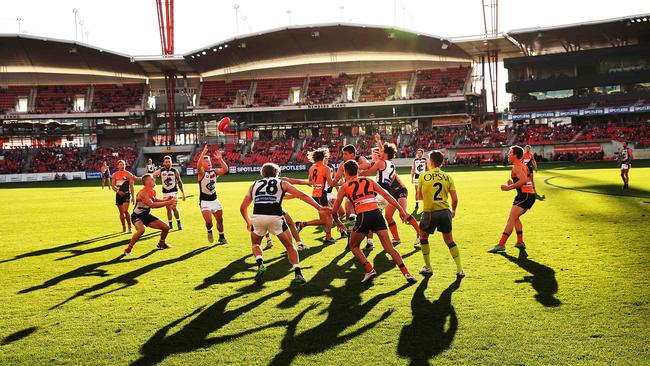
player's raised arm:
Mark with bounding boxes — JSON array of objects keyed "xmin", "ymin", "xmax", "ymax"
[
  {"xmin": 332, "ymin": 164, "xmax": 345, "ymax": 186},
  {"xmin": 213, "ymin": 151, "xmax": 229, "ymax": 176},
  {"xmin": 239, "ymin": 185, "xmax": 254, "ymax": 231},
  {"xmin": 281, "ymin": 181, "xmax": 331, "ymax": 213},
  {"xmin": 197, "ymin": 145, "xmax": 209, "ymax": 176},
  {"xmin": 374, "ymin": 133, "xmax": 384, "ymax": 156},
  {"xmin": 357, "ymin": 156, "xmax": 371, "ymax": 170}
]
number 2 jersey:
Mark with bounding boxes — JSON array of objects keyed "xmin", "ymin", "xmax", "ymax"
[
  {"xmin": 251, "ymin": 177, "xmax": 284, "ymax": 216},
  {"xmin": 159, "ymin": 167, "xmax": 179, "ymax": 193},
  {"xmin": 418, "ymin": 168, "xmax": 456, "ymax": 212}
]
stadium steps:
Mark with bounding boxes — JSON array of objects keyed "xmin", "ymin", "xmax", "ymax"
[
  {"xmin": 507, "ymin": 131, "xmax": 518, "ymax": 145},
  {"xmin": 300, "ymin": 77, "xmax": 310, "ymax": 102},
  {"xmin": 28, "ymin": 87, "xmax": 37, "ymax": 112},
  {"xmin": 248, "ymin": 82, "xmax": 257, "ymax": 105},
  {"xmin": 238, "ymin": 142, "xmax": 251, "ymax": 163},
  {"xmin": 23, "ymin": 149, "xmax": 36, "ymax": 171},
  {"xmin": 407, "ymin": 72, "xmax": 417, "ymax": 98},
  {"xmin": 570, "ymin": 130, "xmax": 584, "ymax": 142},
  {"xmin": 353, "ymin": 76, "xmax": 364, "ymax": 102},
  {"xmin": 86, "ymin": 86, "xmax": 94, "ymax": 112},
  {"xmin": 140, "ymin": 84, "xmax": 149, "ymax": 110},
  {"xmin": 289, "ymin": 139, "xmax": 303, "ymax": 162}
]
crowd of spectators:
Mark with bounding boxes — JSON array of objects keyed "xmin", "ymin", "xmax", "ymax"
[
  {"xmin": 552, "ymin": 151, "xmax": 605, "ymax": 162},
  {"xmin": 516, "ymin": 124, "xmax": 581, "ymax": 145},
  {"xmin": 28, "ymin": 146, "xmax": 84, "ymax": 173},
  {"xmin": 83, "ymin": 146, "xmax": 137, "ymax": 171},
  {"xmin": 0, "ymin": 148, "xmax": 27, "ymax": 174}
]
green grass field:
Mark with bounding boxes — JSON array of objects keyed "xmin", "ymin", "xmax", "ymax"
[{"xmin": 1, "ymin": 163, "xmax": 649, "ymax": 365}]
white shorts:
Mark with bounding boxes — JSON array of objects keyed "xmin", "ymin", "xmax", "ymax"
[
  {"xmin": 621, "ymin": 164, "xmax": 630, "ymax": 170},
  {"xmin": 163, "ymin": 191, "xmax": 178, "ymax": 200},
  {"xmin": 375, "ymin": 195, "xmax": 389, "ymax": 210},
  {"xmin": 200, "ymin": 198, "xmax": 223, "ymax": 212},
  {"xmin": 251, "ymin": 214, "xmax": 288, "ymax": 237},
  {"xmin": 327, "ymin": 192, "xmax": 336, "ymax": 201}
]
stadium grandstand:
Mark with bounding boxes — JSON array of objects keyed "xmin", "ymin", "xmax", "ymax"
[{"xmin": 1, "ymin": 16, "xmax": 649, "ymax": 182}]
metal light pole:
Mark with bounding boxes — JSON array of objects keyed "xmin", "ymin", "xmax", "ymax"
[
  {"xmin": 234, "ymin": 4, "xmax": 239, "ymax": 36},
  {"xmin": 287, "ymin": 9, "xmax": 291, "ymax": 25},
  {"xmin": 72, "ymin": 9, "xmax": 78, "ymax": 41},
  {"xmin": 85, "ymin": 30, "xmax": 90, "ymax": 44},
  {"xmin": 339, "ymin": 6, "xmax": 344, "ymax": 22},
  {"xmin": 79, "ymin": 20, "xmax": 84, "ymax": 42},
  {"xmin": 16, "ymin": 17, "xmax": 22, "ymax": 33}
]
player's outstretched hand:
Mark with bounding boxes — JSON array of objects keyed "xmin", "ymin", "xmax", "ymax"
[
  {"xmin": 507, "ymin": 179, "xmax": 513, "ymax": 185},
  {"xmin": 451, "ymin": 210, "xmax": 456, "ymax": 219},
  {"xmin": 214, "ymin": 150, "xmax": 222, "ymax": 160},
  {"xmin": 500, "ymin": 185, "xmax": 509, "ymax": 191},
  {"xmin": 374, "ymin": 133, "xmax": 381, "ymax": 142},
  {"xmin": 246, "ymin": 222, "xmax": 252, "ymax": 232},
  {"xmin": 181, "ymin": 193, "xmax": 186, "ymax": 201}
]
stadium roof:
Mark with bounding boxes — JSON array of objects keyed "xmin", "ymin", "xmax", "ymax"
[
  {"xmin": 182, "ymin": 23, "xmax": 471, "ymax": 77},
  {"xmin": 1, "ymin": 14, "xmax": 649, "ymax": 83}
]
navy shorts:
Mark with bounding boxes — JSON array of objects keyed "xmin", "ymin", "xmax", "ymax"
[
  {"xmin": 131, "ymin": 212, "xmax": 160, "ymax": 226},
  {"xmin": 115, "ymin": 192, "xmax": 131, "ymax": 206},
  {"xmin": 513, "ymin": 193, "xmax": 536, "ymax": 210},
  {"xmin": 353, "ymin": 209, "xmax": 388, "ymax": 234},
  {"xmin": 390, "ymin": 185, "xmax": 408, "ymax": 200},
  {"xmin": 313, "ymin": 195, "xmax": 329, "ymax": 207}
]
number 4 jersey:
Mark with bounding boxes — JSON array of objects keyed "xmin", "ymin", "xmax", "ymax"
[
  {"xmin": 418, "ymin": 168, "xmax": 456, "ymax": 212},
  {"xmin": 252, "ymin": 177, "xmax": 285, "ymax": 216}
]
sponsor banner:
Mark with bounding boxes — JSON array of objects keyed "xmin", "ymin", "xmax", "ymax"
[
  {"xmin": 532, "ymin": 111, "xmax": 556, "ymax": 118},
  {"xmin": 455, "ymin": 148, "xmax": 503, "ymax": 157},
  {"xmin": 507, "ymin": 104, "xmax": 650, "ymax": 120},
  {"xmin": 86, "ymin": 171, "xmax": 103, "ymax": 179},
  {"xmin": 186, "ymin": 168, "xmax": 195, "ymax": 176},
  {"xmin": 228, "ymin": 164, "xmax": 310, "ymax": 174},
  {"xmin": 0, "ymin": 171, "xmax": 86, "ymax": 183},
  {"xmin": 553, "ymin": 144, "xmax": 601, "ymax": 153}
]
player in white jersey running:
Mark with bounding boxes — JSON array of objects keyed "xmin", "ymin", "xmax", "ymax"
[
  {"xmin": 153, "ymin": 155, "xmax": 186, "ymax": 230},
  {"xmin": 240, "ymin": 162, "xmax": 331, "ymax": 284},
  {"xmin": 197, "ymin": 145, "xmax": 229, "ymax": 244},
  {"xmin": 411, "ymin": 148, "xmax": 427, "ymax": 212}
]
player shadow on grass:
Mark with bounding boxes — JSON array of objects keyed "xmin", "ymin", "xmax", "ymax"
[
  {"xmin": 397, "ymin": 276, "xmax": 462, "ymax": 366},
  {"xmin": 2, "ymin": 326, "xmax": 38, "ymax": 345},
  {"xmin": 500, "ymin": 252, "xmax": 561, "ymax": 307},
  {"xmin": 0, "ymin": 232, "xmax": 123, "ymax": 264},
  {"xmin": 543, "ymin": 175, "xmax": 650, "ymax": 199},
  {"xmin": 50, "ymin": 245, "xmax": 217, "ymax": 310},
  {"xmin": 195, "ymin": 242, "xmax": 328, "ymax": 290},
  {"xmin": 269, "ymin": 258, "xmax": 411, "ymax": 366},
  {"xmin": 130, "ymin": 288, "xmax": 288, "ymax": 366},
  {"xmin": 18, "ymin": 245, "xmax": 158, "ymax": 294}
]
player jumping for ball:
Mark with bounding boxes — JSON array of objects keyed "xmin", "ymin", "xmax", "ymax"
[
  {"xmin": 124, "ymin": 174, "xmax": 177, "ymax": 255},
  {"xmin": 197, "ymin": 145, "xmax": 229, "ymax": 244},
  {"xmin": 488, "ymin": 146, "xmax": 536, "ymax": 254},
  {"xmin": 332, "ymin": 160, "xmax": 417, "ymax": 284},
  {"xmin": 153, "ymin": 155, "xmax": 186, "ymax": 230},
  {"xmin": 240, "ymin": 163, "xmax": 331, "ymax": 284}
]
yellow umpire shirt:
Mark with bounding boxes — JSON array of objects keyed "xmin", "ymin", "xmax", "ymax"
[{"xmin": 418, "ymin": 167, "xmax": 456, "ymax": 212}]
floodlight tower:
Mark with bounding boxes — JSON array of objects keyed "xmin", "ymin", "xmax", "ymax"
[
  {"xmin": 482, "ymin": 0, "xmax": 499, "ymax": 127},
  {"xmin": 156, "ymin": 0, "xmax": 177, "ymax": 144}
]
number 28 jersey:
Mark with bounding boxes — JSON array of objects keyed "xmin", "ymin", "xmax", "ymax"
[
  {"xmin": 418, "ymin": 168, "xmax": 456, "ymax": 212},
  {"xmin": 344, "ymin": 177, "xmax": 379, "ymax": 214},
  {"xmin": 252, "ymin": 178, "xmax": 285, "ymax": 216}
]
